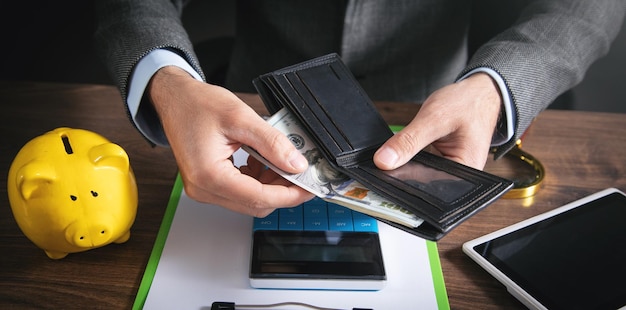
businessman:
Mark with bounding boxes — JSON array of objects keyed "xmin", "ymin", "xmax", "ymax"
[{"xmin": 94, "ymin": 0, "xmax": 625, "ymax": 216}]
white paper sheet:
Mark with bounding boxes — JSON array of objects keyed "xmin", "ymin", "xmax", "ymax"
[{"xmin": 141, "ymin": 150, "xmax": 447, "ymax": 310}]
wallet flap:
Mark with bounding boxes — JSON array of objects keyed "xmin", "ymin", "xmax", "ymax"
[{"xmin": 254, "ymin": 53, "xmax": 392, "ymax": 167}]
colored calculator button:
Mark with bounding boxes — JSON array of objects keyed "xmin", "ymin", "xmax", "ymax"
[
  {"xmin": 327, "ymin": 204, "xmax": 352, "ymax": 219},
  {"xmin": 329, "ymin": 218, "xmax": 354, "ymax": 231},
  {"xmin": 253, "ymin": 215, "xmax": 278, "ymax": 231},
  {"xmin": 303, "ymin": 202, "xmax": 328, "ymax": 218},
  {"xmin": 253, "ymin": 197, "xmax": 378, "ymax": 233},
  {"xmin": 280, "ymin": 205, "xmax": 303, "ymax": 217},
  {"xmin": 353, "ymin": 217, "xmax": 378, "ymax": 232},
  {"xmin": 279, "ymin": 216, "xmax": 303, "ymax": 231},
  {"xmin": 304, "ymin": 217, "xmax": 329, "ymax": 231}
]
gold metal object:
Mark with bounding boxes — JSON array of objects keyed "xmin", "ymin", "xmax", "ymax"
[{"xmin": 499, "ymin": 140, "xmax": 545, "ymax": 199}]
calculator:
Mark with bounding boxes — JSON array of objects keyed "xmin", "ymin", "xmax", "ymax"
[{"xmin": 249, "ymin": 197, "xmax": 387, "ymax": 290}]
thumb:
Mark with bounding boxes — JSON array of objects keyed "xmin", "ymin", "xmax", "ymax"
[
  {"xmin": 373, "ymin": 115, "xmax": 442, "ymax": 170},
  {"xmin": 373, "ymin": 130, "xmax": 426, "ymax": 170},
  {"xmin": 242, "ymin": 119, "xmax": 309, "ymax": 174}
]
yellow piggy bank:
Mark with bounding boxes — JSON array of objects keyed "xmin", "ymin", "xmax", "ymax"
[{"xmin": 7, "ymin": 128, "xmax": 138, "ymax": 259}]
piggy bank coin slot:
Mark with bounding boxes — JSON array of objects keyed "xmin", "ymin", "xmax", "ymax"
[{"xmin": 61, "ymin": 135, "xmax": 73, "ymax": 154}]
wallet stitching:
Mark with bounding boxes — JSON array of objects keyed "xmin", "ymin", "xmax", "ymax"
[
  {"xmin": 290, "ymin": 72, "xmax": 354, "ymax": 151},
  {"xmin": 272, "ymin": 53, "xmax": 339, "ymax": 75},
  {"xmin": 278, "ymin": 74, "xmax": 347, "ymax": 162}
]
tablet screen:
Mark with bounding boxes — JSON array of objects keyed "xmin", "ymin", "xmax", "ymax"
[{"xmin": 470, "ymin": 191, "xmax": 626, "ymax": 309}]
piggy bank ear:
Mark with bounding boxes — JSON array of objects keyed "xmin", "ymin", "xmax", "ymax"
[
  {"xmin": 88, "ymin": 143, "xmax": 130, "ymax": 172},
  {"xmin": 17, "ymin": 161, "xmax": 57, "ymax": 200}
]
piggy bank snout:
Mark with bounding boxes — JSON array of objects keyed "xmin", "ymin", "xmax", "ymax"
[{"xmin": 65, "ymin": 221, "xmax": 114, "ymax": 248}]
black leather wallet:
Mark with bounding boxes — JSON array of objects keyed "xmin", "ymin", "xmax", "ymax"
[{"xmin": 252, "ymin": 53, "xmax": 513, "ymax": 241}]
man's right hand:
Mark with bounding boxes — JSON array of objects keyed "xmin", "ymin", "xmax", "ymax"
[{"xmin": 148, "ymin": 66, "xmax": 313, "ymax": 217}]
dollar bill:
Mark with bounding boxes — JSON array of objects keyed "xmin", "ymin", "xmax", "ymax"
[{"xmin": 242, "ymin": 108, "xmax": 423, "ymax": 228}]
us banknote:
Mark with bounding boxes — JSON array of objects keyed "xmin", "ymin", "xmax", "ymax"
[{"xmin": 242, "ymin": 108, "xmax": 423, "ymax": 228}]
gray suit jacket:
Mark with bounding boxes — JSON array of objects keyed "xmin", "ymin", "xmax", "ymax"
[{"xmin": 94, "ymin": 0, "xmax": 625, "ymax": 156}]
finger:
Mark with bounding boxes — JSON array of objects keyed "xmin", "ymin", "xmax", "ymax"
[
  {"xmin": 218, "ymin": 175, "xmax": 312, "ymax": 216},
  {"xmin": 185, "ymin": 163, "xmax": 312, "ymax": 217},
  {"xmin": 374, "ymin": 108, "xmax": 449, "ymax": 170},
  {"xmin": 232, "ymin": 114, "xmax": 309, "ymax": 174},
  {"xmin": 375, "ymin": 116, "xmax": 490, "ymax": 171},
  {"xmin": 438, "ymin": 134, "xmax": 492, "ymax": 170}
]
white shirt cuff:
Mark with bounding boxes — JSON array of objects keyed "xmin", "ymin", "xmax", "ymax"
[
  {"xmin": 459, "ymin": 67, "xmax": 515, "ymax": 146},
  {"xmin": 127, "ymin": 49, "xmax": 203, "ymax": 146}
]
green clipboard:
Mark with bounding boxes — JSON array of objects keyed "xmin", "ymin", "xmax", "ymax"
[
  {"xmin": 133, "ymin": 127, "xmax": 450, "ymax": 309},
  {"xmin": 132, "ymin": 175, "xmax": 184, "ymax": 310}
]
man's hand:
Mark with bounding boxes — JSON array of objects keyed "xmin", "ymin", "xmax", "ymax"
[
  {"xmin": 148, "ymin": 66, "xmax": 313, "ymax": 217},
  {"xmin": 374, "ymin": 73, "xmax": 503, "ymax": 171}
]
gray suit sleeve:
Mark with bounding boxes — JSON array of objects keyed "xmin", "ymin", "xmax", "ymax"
[
  {"xmin": 94, "ymin": 0, "xmax": 205, "ymax": 101},
  {"xmin": 461, "ymin": 0, "xmax": 626, "ymax": 157}
]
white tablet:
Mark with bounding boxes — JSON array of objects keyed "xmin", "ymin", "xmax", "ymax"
[{"xmin": 463, "ymin": 188, "xmax": 626, "ymax": 310}]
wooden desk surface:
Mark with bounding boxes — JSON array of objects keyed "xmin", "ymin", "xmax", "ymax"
[{"xmin": 1, "ymin": 81, "xmax": 625, "ymax": 309}]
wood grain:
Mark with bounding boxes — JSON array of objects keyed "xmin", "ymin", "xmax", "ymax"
[{"xmin": 1, "ymin": 81, "xmax": 624, "ymax": 309}]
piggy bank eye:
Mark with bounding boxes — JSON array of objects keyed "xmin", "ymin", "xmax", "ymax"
[
  {"xmin": 91, "ymin": 191, "xmax": 98, "ymax": 197},
  {"xmin": 70, "ymin": 195, "xmax": 77, "ymax": 201}
]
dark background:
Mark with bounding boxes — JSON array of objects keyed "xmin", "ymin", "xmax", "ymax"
[{"xmin": 1, "ymin": 0, "xmax": 624, "ymax": 113}]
